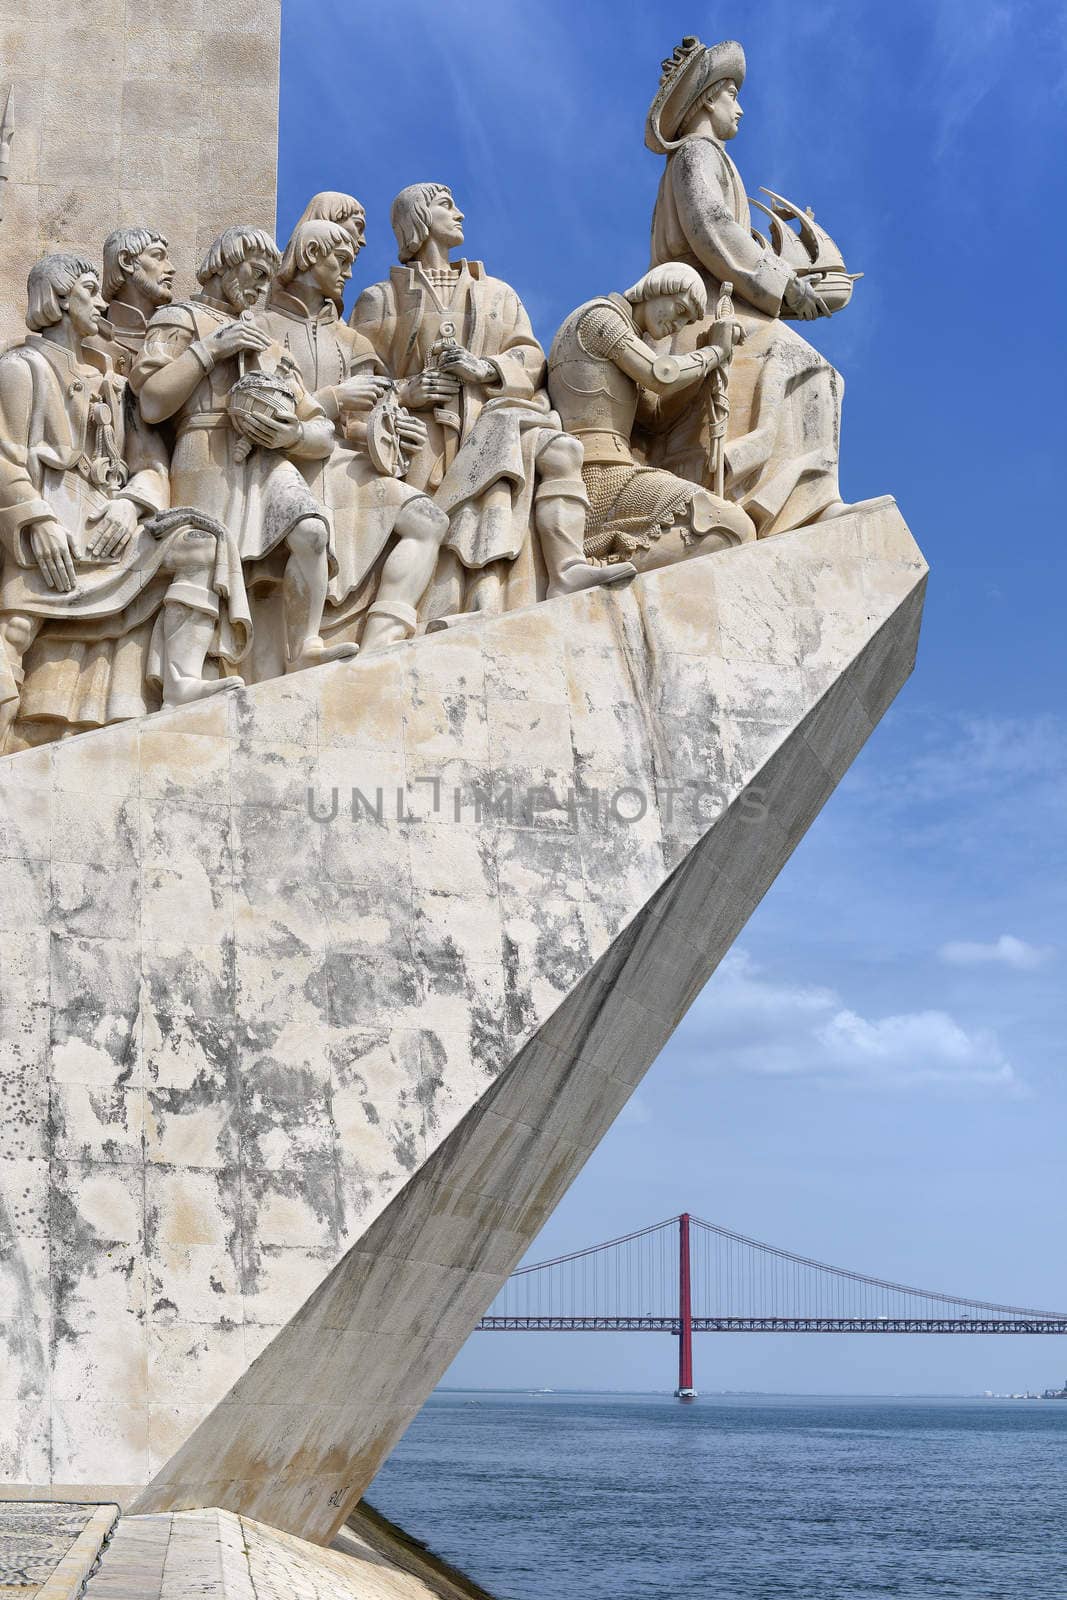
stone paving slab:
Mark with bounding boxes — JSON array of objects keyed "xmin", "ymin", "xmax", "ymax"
[
  {"xmin": 82, "ymin": 1508, "xmax": 491, "ymax": 1598},
  {"xmin": 0, "ymin": 1503, "xmax": 118, "ymax": 1599}
]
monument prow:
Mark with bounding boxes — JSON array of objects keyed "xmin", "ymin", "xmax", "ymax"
[{"xmin": 0, "ymin": 15, "xmax": 929, "ymax": 1589}]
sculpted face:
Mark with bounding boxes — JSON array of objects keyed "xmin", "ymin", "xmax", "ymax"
[
  {"xmin": 427, "ymin": 191, "xmax": 465, "ymax": 251},
  {"xmin": 343, "ymin": 212, "xmax": 366, "ymax": 257},
  {"xmin": 309, "ymin": 243, "xmax": 354, "ymax": 305},
  {"xmin": 63, "ymin": 271, "xmax": 107, "ymax": 338},
  {"xmin": 707, "ymin": 79, "xmax": 743, "ymax": 141},
  {"xmin": 124, "ymin": 239, "xmax": 176, "ymax": 306},
  {"xmin": 220, "ymin": 253, "xmax": 274, "ymax": 311},
  {"xmin": 639, "ymin": 293, "xmax": 696, "ymax": 342}
]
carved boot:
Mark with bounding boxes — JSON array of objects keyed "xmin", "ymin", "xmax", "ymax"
[
  {"xmin": 360, "ymin": 599, "xmax": 418, "ymax": 653},
  {"xmin": 287, "ymin": 637, "xmax": 360, "ymax": 672},
  {"xmin": 536, "ymin": 480, "xmax": 636, "ymax": 597},
  {"xmin": 160, "ymin": 600, "xmax": 244, "ymax": 706},
  {"xmin": 284, "ymin": 519, "xmax": 360, "ymax": 672}
]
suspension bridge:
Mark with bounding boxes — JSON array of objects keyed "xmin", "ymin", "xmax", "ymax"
[{"xmin": 477, "ymin": 1215, "xmax": 1067, "ymax": 1397}]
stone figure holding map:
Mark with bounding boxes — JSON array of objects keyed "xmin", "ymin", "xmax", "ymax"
[
  {"xmin": 0, "ymin": 253, "xmax": 249, "ymax": 746},
  {"xmin": 0, "ymin": 28, "xmax": 865, "ymax": 748}
]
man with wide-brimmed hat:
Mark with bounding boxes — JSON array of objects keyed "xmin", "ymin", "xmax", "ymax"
[{"xmin": 644, "ymin": 36, "xmax": 852, "ymax": 536}]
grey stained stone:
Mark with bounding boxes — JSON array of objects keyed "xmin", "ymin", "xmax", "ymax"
[{"xmin": 0, "ymin": 501, "xmax": 925, "ymax": 1538}]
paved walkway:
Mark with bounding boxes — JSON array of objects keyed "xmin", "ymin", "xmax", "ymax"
[
  {"xmin": 82, "ymin": 1508, "xmax": 491, "ymax": 1600},
  {"xmin": 0, "ymin": 1503, "xmax": 119, "ymax": 1599}
]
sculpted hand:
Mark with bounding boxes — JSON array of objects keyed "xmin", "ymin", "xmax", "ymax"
[
  {"xmin": 239, "ymin": 412, "xmax": 302, "ymax": 451},
  {"xmin": 397, "ymin": 369, "xmax": 461, "ymax": 408},
  {"xmin": 706, "ymin": 317, "xmax": 745, "ymax": 363},
  {"xmin": 208, "ymin": 320, "xmax": 272, "ymax": 360},
  {"xmin": 86, "ymin": 496, "xmax": 139, "ymax": 558},
  {"xmin": 784, "ymin": 275, "xmax": 830, "ymax": 320},
  {"xmin": 335, "ymin": 374, "xmax": 391, "ymax": 413},
  {"xmin": 396, "ymin": 413, "xmax": 429, "ymax": 452},
  {"xmin": 31, "ymin": 519, "xmax": 77, "ymax": 592},
  {"xmin": 438, "ymin": 347, "xmax": 497, "ymax": 386}
]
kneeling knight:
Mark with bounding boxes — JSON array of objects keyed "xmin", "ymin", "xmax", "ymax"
[{"xmin": 547, "ymin": 263, "xmax": 754, "ymax": 570}]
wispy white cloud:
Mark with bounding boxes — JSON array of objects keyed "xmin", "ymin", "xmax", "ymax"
[
  {"xmin": 928, "ymin": 0, "xmax": 1019, "ymax": 158},
  {"xmin": 939, "ymin": 935, "xmax": 1054, "ymax": 971},
  {"xmin": 839, "ymin": 712, "xmax": 1067, "ymax": 862},
  {"xmin": 675, "ymin": 951, "xmax": 1021, "ymax": 1095}
]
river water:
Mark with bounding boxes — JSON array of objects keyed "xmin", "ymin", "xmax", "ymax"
[{"xmin": 367, "ymin": 1392, "xmax": 1067, "ymax": 1599}]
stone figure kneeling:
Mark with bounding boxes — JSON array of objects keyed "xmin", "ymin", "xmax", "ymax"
[
  {"xmin": 0, "ymin": 253, "xmax": 250, "ymax": 749},
  {"xmin": 131, "ymin": 226, "xmax": 357, "ymax": 676},
  {"xmin": 547, "ymin": 264, "xmax": 754, "ymax": 571}
]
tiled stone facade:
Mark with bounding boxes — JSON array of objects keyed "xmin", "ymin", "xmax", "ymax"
[
  {"xmin": 0, "ymin": 501, "xmax": 926, "ymax": 1527},
  {"xmin": 0, "ymin": 0, "xmax": 280, "ymax": 348}
]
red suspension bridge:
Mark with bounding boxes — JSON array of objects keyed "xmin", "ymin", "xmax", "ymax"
[{"xmin": 477, "ymin": 1215, "xmax": 1067, "ymax": 1397}]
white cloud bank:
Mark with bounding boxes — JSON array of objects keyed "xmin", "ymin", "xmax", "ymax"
[
  {"xmin": 938, "ymin": 935, "xmax": 1054, "ymax": 972},
  {"xmin": 678, "ymin": 951, "xmax": 1021, "ymax": 1095}
]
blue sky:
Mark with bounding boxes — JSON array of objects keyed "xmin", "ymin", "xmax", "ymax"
[{"xmin": 280, "ymin": 0, "xmax": 1067, "ymax": 1394}]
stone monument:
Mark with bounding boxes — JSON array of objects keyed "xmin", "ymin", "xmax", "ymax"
[{"xmin": 0, "ymin": 20, "xmax": 926, "ymax": 1597}]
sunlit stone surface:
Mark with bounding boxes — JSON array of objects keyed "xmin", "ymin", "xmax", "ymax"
[
  {"xmin": 0, "ymin": 0, "xmax": 281, "ymax": 350},
  {"xmin": 0, "ymin": 498, "xmax": 925, "ymax": 1539}
]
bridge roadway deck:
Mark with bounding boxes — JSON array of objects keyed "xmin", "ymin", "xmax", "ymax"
[{"xmin": 477, "ymin": 1316, "xmax": 1067, "ymax": 1334}]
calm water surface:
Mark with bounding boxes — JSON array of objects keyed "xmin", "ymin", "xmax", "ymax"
[{"xmin": 368, "ymin": 1393, "xmax": 1067, "ymax": 1599}]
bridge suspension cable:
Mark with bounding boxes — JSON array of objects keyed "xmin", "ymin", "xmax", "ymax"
[{"xmin": 478, "ymin": 1213, "xmax": 1067, "ymax": 1395}]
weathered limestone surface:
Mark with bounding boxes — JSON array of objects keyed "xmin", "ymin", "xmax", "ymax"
[
  {"xmin": 0, "ymin": 499, "xmax": 925, "ymax": 1526},
  {"xmin": 0, "ymin": 0, "xmax": 281, "ymax": 348},
  {"xmin": 82, "ymin": 1505, "xmax": 489, "ymax": 1599}
]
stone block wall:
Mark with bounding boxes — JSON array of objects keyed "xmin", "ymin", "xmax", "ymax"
[
  {"xmin": 0, "ymin": 502, "xmax": 926, "ymax": 1519},
  {"xmin": 0, "ymin": 0, "xmax": 281, "ymax": 347}
]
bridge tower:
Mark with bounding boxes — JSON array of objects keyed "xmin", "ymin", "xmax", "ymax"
[{"xmin": 676, "ymin": 1212, "xmax": 697, "ymax": 1400}]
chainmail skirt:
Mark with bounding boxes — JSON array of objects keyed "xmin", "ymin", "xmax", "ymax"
[{"xmin": 582, "ymin": 463, "xmax": 697, "ymax": 561}]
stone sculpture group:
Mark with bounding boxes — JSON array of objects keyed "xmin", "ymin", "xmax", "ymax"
[{"xmin": 0, "ymin": 36, "xmax": 860, "ymax": 754}]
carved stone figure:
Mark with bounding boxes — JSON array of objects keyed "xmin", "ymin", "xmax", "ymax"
[
  {"xmin": 131, "ymin": 225, "xmax": 358, "ymax": 674},
  {"xmin": 262, "ymin": 219, "xmax": 448, "ymax": 655},
  {"xmin": 352, "ymin": 183, "xmax": 631, "ymax": 620},
  {"xmin": 291, "ymin": 192, "xmax": 366, "ymax": 310},
  {"xmin": 0, "ymin": 254, "xmax": 249, "ymax": 747},
  {"xmin": 96, "ymin": 225, "xmax": 177, "ymax": 375},
  {"xmin": 646, "ymin": 37, "xmax": 854, "ymax": 535},
  {"xmin": 548, "ymin": 264, "xmax": 754, "ymax": 570}
]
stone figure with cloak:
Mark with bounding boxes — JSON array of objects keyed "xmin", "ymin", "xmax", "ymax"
[
  {"xmin": 260, "ymin": 217, "xmax": 449, "ymax": 664},
  {"xmin": 0, "ymin": 253, "xmax": 249, "ymax": 748},
  {"xmin": 645, "ymin": 37, "xmax": 859, "ymax": 536},
  {"xmin": 351, "ymin": 183, "xmax": 631, "ymax": 623},
  {"xmin": 131, "ymin": 226, "xmax": 358, "ymax": 678}
]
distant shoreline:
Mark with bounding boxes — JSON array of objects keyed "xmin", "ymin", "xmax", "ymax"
[{"xmin": 433, "ymin": 1387, "xmax": 1067, "ymax": 1401}]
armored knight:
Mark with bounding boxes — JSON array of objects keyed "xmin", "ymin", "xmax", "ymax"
[
  {"xmin": 646, "ymin": 37, "xmax": 856, "ymax": 535},
  {"xmin": 130, "ymin": 225, "xmax": 358, "ymax": 675},
  {"xmin": 261, "ymin": 218, "xmax": 448, "ymax": 657},
  {"xmin": 548, "ymin": 264, "xmax": 753, "ymax": 569},
  {"xmin": 0, "ymin": 253, "xmax": 249, "ymax": 747},
  {"xmin": 351, "ymin": 183, "xmax": 630, "ymax": 620}
]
